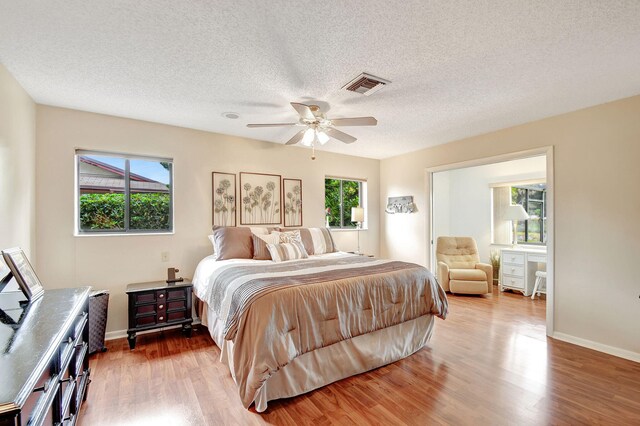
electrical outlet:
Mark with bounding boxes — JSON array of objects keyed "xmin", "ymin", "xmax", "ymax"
[{"xmin": 161, "ymin": 252, "xmax": 170, "ymax": 262}]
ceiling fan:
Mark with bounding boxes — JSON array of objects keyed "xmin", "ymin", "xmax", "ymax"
[{"xmin": 247, "ymin": 102, "xmax": 377, "ymax": 158}]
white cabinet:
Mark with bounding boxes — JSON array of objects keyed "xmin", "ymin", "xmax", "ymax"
[{"xmin": 500, "ymin": 248, "xmax": 547, "ymax": 296}]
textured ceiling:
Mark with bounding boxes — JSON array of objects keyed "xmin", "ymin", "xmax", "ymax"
[{"xmin": 2, "ymin": 1, "xmax": 640, "ymax": 159}]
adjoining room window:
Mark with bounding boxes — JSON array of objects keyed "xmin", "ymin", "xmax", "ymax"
[
  {"xmin": 76, "ymin": 150, "xmax": 173, "ymax": 234},
  {"xmin": 511, "ymin": 184, "xmax": 546, "ymax": 244},
  {"xmin": 324, "ymin": 177, "xmax": 366, "ymax": 228}
]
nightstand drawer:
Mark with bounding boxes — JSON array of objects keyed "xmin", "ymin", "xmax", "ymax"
[
  {"xmin": 167, "ymin": 310, "xmax": 187, "ymax": 321},
  {"xmin": 167, "ymin": 300, "xmax": 186, "ymax": 310},
  {"xmin": 136, "ymin": 314, "xmax": 157, "ymax": 327},
  {"xmin": 503, "ymin": 265, "xmax": 524, "ymax": 277},
  {"xmin": 134, "ymin": 291, "xmax": 156, "ymax": 305},
  {"xmin": 502, "ymin": 252, "xmax": 525, "ymax": 265},
  {"xmin": 136, "ymin": 304, "xmax": 156, "ymax": 315},
  {"xmin": 503, "ymin": 275, "xmax": 524, "ymax": 289},
  {"xmin": 167, "ymin": 288, "xmax": 186, "ymax": 300}
]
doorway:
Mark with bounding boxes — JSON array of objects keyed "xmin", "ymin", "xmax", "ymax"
[{"xmin": 426, "ymin": 147, "xmax": 554, "ymax": 335}]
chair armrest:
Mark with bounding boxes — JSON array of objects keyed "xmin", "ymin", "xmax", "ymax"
[
  {"xmin": 475, "ymin": 263, "xmax": 493, "ymax": 293},
  {"xmin": 437, "ymin": 261, "xmax": 450, "ymax": 292}
]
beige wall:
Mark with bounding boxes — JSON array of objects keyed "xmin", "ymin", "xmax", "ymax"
[
  {"xmin": 380, "ymin": 95, "xmax": 640, "ymax": 358},
  {"xmin": 36, "ymin": 106, "xmax": 380, "ymax": 333},
  {"xmin": 0, "ymin": 64, "xmax": 36, "ymax": 262}
]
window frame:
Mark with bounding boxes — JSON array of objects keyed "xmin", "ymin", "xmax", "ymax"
[
  {"xmin": 75, "ymin": 150, "xmax": 174, "ymax": 235},
  {"xmin": 512, "ymin": 185, "xmax": 546, "ymax": 245},
  {"xmin": 324, "ymin": 176, "xmax": 366, "ymax": 230}
]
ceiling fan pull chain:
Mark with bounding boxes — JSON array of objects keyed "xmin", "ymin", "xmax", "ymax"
[{"xmin": 311, "ymin": 144, "xmax": 316, "ymax": 160}]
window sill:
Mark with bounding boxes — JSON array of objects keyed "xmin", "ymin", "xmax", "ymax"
[
  {"xmin": 328, "ymin": 228, "xmax": 368, "ymax": 232},
  {"xmin": 74, "ymin": 231, "xmax": 175, "ymax": 237}
]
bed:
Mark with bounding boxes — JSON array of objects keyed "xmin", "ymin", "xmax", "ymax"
[{"xmin": 192, "ymin": 250, "xmax": 448, "ymax": 412}]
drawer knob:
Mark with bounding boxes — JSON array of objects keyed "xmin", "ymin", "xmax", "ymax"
[
  {"xmin": 159, "ymin": 316, "xmax": 164, "ymax": 321},
  {"xmin": 511, "ymin": 268, "xmax": 515, "ymax": 272},
  {"xmin": 159, "ymin": 294, "xmax": 165, "ymax": 299},
  {"xmin": 158, "ymin": 304, "xmax": 164, "ymax": 309},
  {"xmin": 68, "ymin": 336, "xmax": 74, "ymax": 344}
]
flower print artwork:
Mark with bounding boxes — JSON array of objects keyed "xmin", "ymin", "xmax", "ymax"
[
  {"xmin": 240, "ymin": 172, "xmax": 281, "ymax": 225},
  {"xmin": 283, "ymin": 178, "xmax": 303, "ymax": 227},
  {"xmin": 212, "ymin": 172, "xmax": 237, "ymax": 226}
]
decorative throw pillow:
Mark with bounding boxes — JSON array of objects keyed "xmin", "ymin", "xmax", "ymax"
[
  {"xmin": 308, "ymin": 227, "xmax": 337, "ymax": 254},
  {"xmin": 276, "ymin": 230, "xmax": 303, "ymax": 244},
  {"xmin": 212, "ymin": 226, "xmax": 253, "ymax": 260},
  {"xmin": 266, "ymin": 241, "xmax": 309, "ymax": 262},
  {"xmin": 252, "ymin": 233, "xmax": 280, "ymax": 260}
]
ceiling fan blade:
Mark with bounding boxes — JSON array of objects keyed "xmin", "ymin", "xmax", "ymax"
[
  {"xmin": 285, "ymin": 129, "xmax": 307, "ymax": 145},
  {"xmin": 330, "ymin": 117, "xmax": 377, "ymax": 127},
  {"xmin": 290, "ymin": 102, "xmax": 316, "ymax": 121},
  {"xmin": 325, "ymin": 128, "xmax": 357, "ymax": 144},
  {"xmin": 246, "ymin": 123, "xmax": 297, "ymax": 128}
]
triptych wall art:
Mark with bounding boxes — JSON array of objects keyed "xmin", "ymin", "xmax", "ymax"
[{"xmin": 211, "ymin": 171, "xmax": 303, "ymax": 227}]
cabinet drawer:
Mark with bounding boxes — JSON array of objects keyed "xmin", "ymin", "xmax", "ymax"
[
  {"xmin": 136, "ymin": 315, "xmax": 157, "ymax": 327},
  {"xmin": 502, "ymin": 265, "xmax": 524, "ymax": 277},
  {"xmin": 167, "ymin": 310, "xmax": 186, "ymax": 322},
  {"xmin": 26, "ymin": 373, "xmax": 59, "ymax": 426},
  {"xmin": 167, "ymin": 300, "xmax": 185, "ymax": 310},
  {"xmin": 167, "ymin": 289, "xmax": 186, "ymax": 300},
  {"xmin": 134, "ymin": 291, "xmax": 156, "ymax": 305},
  {"xmin": 136, "ymin": 304, "xmax": 156, "ymax": 315},
  {"xmin": 502, "ymin": 252, "xmax": 525, "ymax": 265},
  {"xmin": 503, "ymin": 275, "xmax": 524, "ymax": 289}
]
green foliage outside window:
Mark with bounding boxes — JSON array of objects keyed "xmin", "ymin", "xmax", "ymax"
[
  {"xmin": 325, "ymin": 178, "xmax": 361, "ymax": 228},
  {"xmin": 80, "ymin": 193, "xmax": 170, "ymax": 231},
  {"xmin": 511, "ymin": 185, "xmax": 546, "ymax": 244}
]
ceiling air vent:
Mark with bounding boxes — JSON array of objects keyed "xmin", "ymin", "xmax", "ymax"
[{"xmin": 342, "ymin": 73, "xmax": 390, "ymax": 96}]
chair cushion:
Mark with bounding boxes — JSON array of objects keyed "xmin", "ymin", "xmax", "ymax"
[
  {"xmin": 450, "ymin": 268, "xmax": 486, "ymax": 281},
  {"xmin": 450, "ymin": 280, "xmax": 489, "ymax": 294}
]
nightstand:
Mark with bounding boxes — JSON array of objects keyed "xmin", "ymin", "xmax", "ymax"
[
  {"xmin": 126, "ymin": 280, "xmax": 193, "ymax": 350},
  {"xmin": 347, "ymin": 251, "xmax": 375, "ymax": 258}
]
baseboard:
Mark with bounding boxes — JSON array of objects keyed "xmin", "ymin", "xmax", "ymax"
[
  {"xmin": 552, "ymin": 332, "xmax": 640, "ymax": 363},
  {"xmin": 105, "ymin": 319, "xmax": 202, "ymax": 341}
]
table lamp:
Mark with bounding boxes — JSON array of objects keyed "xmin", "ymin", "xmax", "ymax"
[
  {"xmin": 503, "ymin": 204, "xmax": 530, "ymax": 246},
  {"xmin": 351, "ymin": 207, "xmax": 365, "ymax": 254}
]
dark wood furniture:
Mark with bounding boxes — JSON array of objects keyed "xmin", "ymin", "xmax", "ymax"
[
  {"xmin": 126, "ymin": 280, "xmax": 193, "ymax": 350},
  {"xmin": 0, "ymin": 287, "xmax": 91, "ymax": 426}
]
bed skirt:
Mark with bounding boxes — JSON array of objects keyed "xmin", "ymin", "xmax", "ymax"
[{"xmin": 195, "ymin": 297, "xmax": 436, "ymax": 412}]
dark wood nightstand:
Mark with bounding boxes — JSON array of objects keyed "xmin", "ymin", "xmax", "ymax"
[
  {"xmin": 126, "ymin": 280, "xmax": 193, "ymax": 350},
  {"xmin": 347, "ymin": 251, "xmax": 375, "ymax": 258}
]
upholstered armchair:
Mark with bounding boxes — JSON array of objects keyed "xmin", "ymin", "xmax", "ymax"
[{"xmin": 436, "ymin": 237, "xmax": 492, "ymax": 295}]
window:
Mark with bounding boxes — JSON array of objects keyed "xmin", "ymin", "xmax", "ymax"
[
  {"xmin": 76, "ymin": 150, "xmax": 173, "ymax": 234},
  {"xmin": 511, "ymin": 184, "xmax": 546, "ymax": 244},
  {"xmin": 324, "ymin": 177, "xmax": 366, "ymax": 228}
]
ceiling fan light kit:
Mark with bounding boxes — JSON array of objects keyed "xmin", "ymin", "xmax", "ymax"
[{"xmin": 247, "ymin": 102, "xmax": 378, "ymax": 159}]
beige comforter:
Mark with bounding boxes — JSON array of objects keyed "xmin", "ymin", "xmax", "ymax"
[{"xmin": 196, "ymin": 255, "xmax": 448, "ymax": 408}]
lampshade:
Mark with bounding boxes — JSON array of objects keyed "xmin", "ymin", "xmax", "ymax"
[
  {"xmin": 301, "ymin": 128, "xmax": 315, "ymax": 146},
  {"xmin": 503, "ymin": 204, "xmax": 530, "ymax": 221},
  {"xmin": 316, "ymin": 130, "xmax": 330, "ymax": 145},
  {"xmin": 351, "ymin": 207, "xmax": 364, "ymax": 223}
]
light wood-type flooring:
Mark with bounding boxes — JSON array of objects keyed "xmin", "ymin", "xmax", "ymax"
[{"xmin": 79, "ymin": 287, "xmax": 640, "ymax": 425}]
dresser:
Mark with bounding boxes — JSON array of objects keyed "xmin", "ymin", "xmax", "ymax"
[
  {"xmin": 500, "ymin": 248, "xmax": 547, "ymax": 296},
  {"xmin": 0, "ymin": 287, "xmax": 91, "ymax": 426},
  {"xmin": 126, "ymin": 280, "xmax": 193, "ymax": 350}
]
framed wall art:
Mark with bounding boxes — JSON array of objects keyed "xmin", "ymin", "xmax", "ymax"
[
  {"xmin": 283, "ymin": 178, "xmax": 303, "ymax": 227},
  {"xmin": 212, "ymin": 172, "xmax": 237, "ymax": 227},
  {"xmin": 2, "ymin": 247, "xmax": 44, "ymax": 301},
  {"xmin": 239, "ymin": 172, "xmax": 282, "ymax": 225}
]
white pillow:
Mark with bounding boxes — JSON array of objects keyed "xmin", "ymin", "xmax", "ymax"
[{"xmin": 207, "ymin": 234, "xmax": 217, "ymax": 258}]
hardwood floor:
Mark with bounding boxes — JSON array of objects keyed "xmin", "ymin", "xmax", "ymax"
[{"xmin": 79, "ymin": 287, "xmax": 640, "ymax": 425}]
